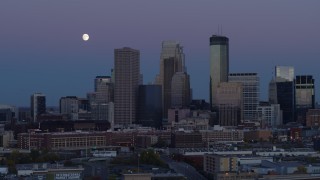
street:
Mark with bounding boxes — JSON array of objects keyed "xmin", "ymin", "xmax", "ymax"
[{"xmin": 161, "ymin": 155, "xmax": 207, "ymax": 180}]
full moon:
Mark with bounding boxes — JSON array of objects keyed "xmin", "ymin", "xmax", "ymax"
[{"xmin": 82, "ymin": 34, "xmax": 89, "ymax": 41}]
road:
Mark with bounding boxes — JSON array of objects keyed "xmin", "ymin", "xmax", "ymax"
[{"xmin": 161, "ymin": 156, "xmax": 207, "ymax": 180}]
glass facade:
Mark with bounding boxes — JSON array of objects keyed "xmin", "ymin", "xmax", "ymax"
[
  {"xmin": 295, "ymin": 75, "xmax": 315, "ymax": 125},
  {"xmin": 137, "ymin": 85, "xmax": 162, "ymax": 128},
  {"xmin": 210, "ymin": 35, "xmax": 229, "ymax": 109},
  {"xmin": 276, "ymin": 81, "xmax": 295, "ymax": 124}
]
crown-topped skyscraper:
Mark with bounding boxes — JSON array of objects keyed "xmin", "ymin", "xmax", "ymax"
[{"xmin": 209, "ymin": 35, "xmax": 229, "ymax": 110}]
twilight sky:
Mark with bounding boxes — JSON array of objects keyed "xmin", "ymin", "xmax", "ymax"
[{"xmin": 1, "ymin": 0, "xmax": 320, "ymax": 106}]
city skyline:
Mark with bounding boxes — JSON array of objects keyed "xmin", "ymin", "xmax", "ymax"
[{"xmin": 1, "ymin": 0, "xmax": 320, "ymax": 106}]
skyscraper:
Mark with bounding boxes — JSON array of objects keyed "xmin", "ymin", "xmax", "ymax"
[
  {"xmin": 94, "ymin": 76, "xmax": 114, "ymax": 103},
  {"xmin": 228, "ymin": 73, "xmax": 260, "ymax": 121},
  {"xmin": 171, "ymin": 72, "xmax": 191, "ymax": 108},
  {"xmin": 137, "ymin": 85, "xmax": 162, "ymax": 128},
  {"xmin": 209, "ymin": 35, "xmax": 229, "ymax": 110},
  {"xmin": 275, "ymin": 81, "xmax": 295, "ymax": 124},
  {"xmin": 269, "ymin": 66, "xmax": 295, "ymax": 125},
  {"xmin": 91, "ymin": 76, "xmax": 114, "ymax": 122},
  {"xmin": 114, "ymin": 47, "xmax": 140, "ymax": 126},
  {"xmin": 295, "ymin": 75, "xmax": 315, "ymax": 125},
  {"xmin": 157, "ymin": 41, "xmax": 185, "ymax": 118},
  {"xmin": 31, "ymin": 93, "xmax": 46, "ymax": 122},
  {"xmin": 215, "ymin": 82, "xmax": 243, "ymax": 126},
  {"xmin": 275, "ymin": 66, "xmax": 294, "ymax": 81}
]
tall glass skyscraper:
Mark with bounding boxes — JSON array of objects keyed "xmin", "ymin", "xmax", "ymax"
[
  {"xmin": 137, "ymin": 85, "xmax": 162, "ymax": 128},
  {"xmin": 171, "ymin": 72, "xmax": 191, "ymax": 108},
  {"xmin": 269, "ymin": 66, "xmax": 295, "ymax": 125},
  {"xmin": 229, "ymin": 73, "xmax": 260, "ymax": 121},
  {"xmin": 114, "ymin": 47, "xmax": 140, "ymax": 126},
  {"xmin": 275, "ymin": 66, "xmax": 294, "ymax": 81},
  {"xmin": 209, "ymin": 35, "xmax": 229, "ymax": 110},
  {"xmin": 157, "ymin": 41, "xmax": 185, "ymax": 118}
]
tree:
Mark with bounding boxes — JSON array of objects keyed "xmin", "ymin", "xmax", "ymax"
[{"xmin": 294, "ymin": 166, "xmax": 307, "ymax": 174}]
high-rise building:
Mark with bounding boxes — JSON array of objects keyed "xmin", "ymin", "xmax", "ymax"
[
  {"xmin": 215, "ymin": 82, "xmax": 243, "ymax": 126},
  {"xmin": 274, "ymin": 81, "xmax": 295, "ymax": 125},
  {"xmin": 157, "ymin": 41, "xmax": 185, "ymax": 118},
  {"xmin": 275, "ymin": 66, "xmax": 294, "ymax": 81},
  {"xmin": 60, "ymin": 96, "xmax": 79, "ymax": 120},
  {"xmin": 137, "ymin": 85, "xmax": 162, "ymax": 128},
  {"xmin": 269, "ymin": 66, "xmax": 295, "ymax": 125},
  {"xmin": 210, "ymin": 35, "xmax": 229, "ymax": 110},
  {"xmin": 229, "ymin": 73, "xmax": 259, "ymax": 121},
  {"xmin": 256, "ymin": 102, "xmax": 282, "ymax": 128},
  {"xmin": 91, "ymin": 76, "xmax": 114, "ymax": 123},
  {"xmin": 0, "ymin": 105, "xmax": 17, "ymax": 124},
  {"xmin": 31, "ymin": 93, "xmax": 46, "ymax": 122},
  {"xmin": 295, "ymin": 75, "xmax": 315, "ymax": 125},
  {"xmin": 171, "ymin": 72, "xmax": 191, "ymax": 108},
  {"xmin": 94, "ymin": 76, "xmax": 114, "ymax": 103},
  {"xmin": 114, "ymin": 47, "xmax": 140, "ymax": 126}
]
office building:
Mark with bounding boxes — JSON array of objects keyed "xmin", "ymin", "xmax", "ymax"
[
  {"xmin": 275, "ymin": 81, "xmax": 295, "ymax": 124},
  {"xmin": 269, "ymin": 66, "xmax": 295, "ymax": 125},
  {"xmin": 256, "ymin": 102, "xmax": 282, "ymax": 128},
  {"xmin": 90, "ymin": 76, "xmax": 114, "ymax": 123},
  {"xmin": 209, "ymin": 35, "xmax": 229, "ymax": 110},
  {"xmin": 94, "ymin": 76, "xmax": 114, "ymax": 103},
  {"xmin": 0, "ymin": 105, "xmax": 17, "ymax": 124},
  {"xmin": 200, "ymin": 129, "xmax": 244, "ymax": 143},
  {"xmin": 275, "ymin": 66, "xmax": 294, "ymax": 81},
  {"xmin": 171, "ymin": 72, "xmax": 191, "ymax": 108},
  {"xmin": 167, "ymin": 108, "xmax": 190, "ymax": 123},
  {"xmin": 295, "ymin": 75, "xmax": 315, "ymax": 125},
  {"xmin": 31, "ymin": 93, "xmax": 46, "ymax": 122},
  {"xmin": 215, "ymin": 82, "xmax": 243, "ymax": 126},
  {"xmin": 59, "ymin": 96, "xmax": 79, "ymax": 120},
  {"xmin": 114, "ymin": 47, "xmax": 140, "ymax": 126},
  {"xmin": 157, "ymin": 41, "xmax": 185, "ymax": 118},
  {"xmin": 171, "ymin": 131, "xmax": 203, "ymax": 148},
  {"xmin": 204, "ymin": 154, "xmax": 238, "ymax": 174},
  {"xmin": 306, "ymin": 109, "xmax": 320, "ymax": 128},
  {"xmin": 229, "ymin": 73, "xmax": 260, "ymax": 121},
  {"xmin": 137, "ymin": 85, "xmax": 162, "ymax": 128}
]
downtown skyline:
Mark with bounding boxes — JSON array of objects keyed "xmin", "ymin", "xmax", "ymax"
[{"xmin": 1, "ymin": 0, "xmax": 320, "ymax": 106}]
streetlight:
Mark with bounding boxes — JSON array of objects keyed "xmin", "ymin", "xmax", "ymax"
[{"xmin": 138, "ymin": 153, "xmax": 140, "ymax": 173}]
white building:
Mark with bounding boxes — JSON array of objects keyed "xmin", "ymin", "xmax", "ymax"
[
  {"xmin": 256, "ymin": 103, "xmax": 282, "ymax": 127},
  {"xmin": 229, "ymin": 73, "xmax": 260, "ymax": 121}
]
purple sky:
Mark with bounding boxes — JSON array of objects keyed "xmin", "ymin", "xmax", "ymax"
[{"xmin": 1, "ymin": 0, "xmax": 320, "ymax": 106}]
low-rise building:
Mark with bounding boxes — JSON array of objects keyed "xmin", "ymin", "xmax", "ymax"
[
  {"xmin": 172, "ymin": 118, "xmax": 209, "ymax": 131},
  {"xmin": 200, "ymin": 129, "xmax": 244, "ymax": 143},
  {"xmin": 244, "ymin": 130, "xmax": 272, "ymax": 142},
  {"xmin": 306, "ymin": 109, "xmax": 320, "ymax": 128},
  {"xmin": 171, "ymin": 131, "xmax": 203, "ymax": 148},
  {"xmin": 203, "ymin": 154, "xmax": 238, "ymax": 175},
  {"xmin": 16, "ymin": 163, "xmax": 84, "ymax": 179}
]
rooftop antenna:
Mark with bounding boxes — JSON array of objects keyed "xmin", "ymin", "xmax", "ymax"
[{"xmin": 221, "ymin": 25, "xmax": 223, "ymax": 35}]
